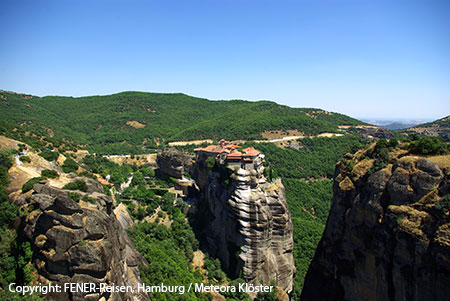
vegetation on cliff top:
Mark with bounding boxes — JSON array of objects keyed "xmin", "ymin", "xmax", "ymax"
[{"xmin": 408, "ymin": 136, "xmax": 448, "ymax": 155}]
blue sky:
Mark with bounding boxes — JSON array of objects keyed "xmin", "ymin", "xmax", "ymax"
[{"xmin": 0, "ymin": 0, "xmax": 449, "ymax": 120}]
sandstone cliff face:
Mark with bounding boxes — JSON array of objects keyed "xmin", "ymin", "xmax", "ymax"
[
  {"xmin": 193, "ymin": 156, "xmax": 295, "ymax": 294},
  {"xmin": 301, "ymin": 149, "xmax": 450, "ymax": 301},
  {"xmin": 18, "ymin": 179, "xmax": 149, "ymax": 301}
]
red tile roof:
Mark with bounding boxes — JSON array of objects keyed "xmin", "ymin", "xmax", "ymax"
[
  {"xmin": 241, "ymin": 147, "xmax": 260, "ymax": 157},
  {"xmin": 227, "ymin": 151, "xmax": 243, "ymax": 159},
  {"xmin": 195, "ymin": 140, "xmax": 261, "ymax": 161},
  {"xmin": 194, "ymin": 144, "xmax": 224, "ymax": 153},
  {"xmin": 194, "ymin": 141, "xmax": 239, "ymax": 154}
]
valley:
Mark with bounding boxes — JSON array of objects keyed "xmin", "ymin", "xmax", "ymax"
[{"xmin": 0, "ymin": 90, "xmax": 449, "ymax": 300}]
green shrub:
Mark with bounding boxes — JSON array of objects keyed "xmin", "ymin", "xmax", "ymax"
[
  {"xmin": 377, "ymin": 148, "xmax": 391, "ymax": 163},
  {"xmin": 368, "ymin": 140, "xmax": 392, "ymax": 176},
  {"xmin": 78, "ymin": 171, "xmax": 96, "ymax": 179},
  {"xmin": 435, "ymin": 195, "xmax": 450, "ymax": 214},
  {"xmin": 127, "ymin": 202, "xmax": 136, "ymax": 214},
  {"xmin": 81, "ymin": 155, "xmax": 132, "ymax": 184},
  {"xmin": 39, "ymin": 150, "xmax": 59, "ymax": 161},
  {"xmin": 82, "ymin": 195, "xmax": 96, "ymax": 204},
  {"xmin": 0, "ymin": 150, "xmax": 13, "ymax": 175},
  {"xmin": 203, "ymin": 255, "xmax": 227, "ymax": 281},
  {"xmin": 17, "ymin": 144, "xmax": 27, "ymax": 152},
  {"xmin": 131, "ymin": 171, "xmax": 145, "ymax": 186},
  {"xmin": 68, "ymin": 192, "xmax": 80, "ymax": 201},
  {"xmin": 255, "ymin": 279, "xmax": 277, "ymax": 300},
  {"xmin": 133, "ymin": 205, "xmax": 147, "ymax": 220},
  {"xmin": 162, "ymin": 192, "xmax": 175, "ymax": 203},
  {"xmin": 388, "ymin": 138, "xmax": 399, "ymax": 148},
  {"xmin": 141, "ymin": 166, "xmax": 155, "ymax": 178},
  {"xmin": 409, "ymin": 137, "xmax": 448, "ymax": 155},
  {"xmin": 22, "ymin": 177, "xmax": 45, "ymax": 193},
  {"xmin": 102, "ymin": 184, "xmax": 111, "ymax": 195},
  {"xmin": 41, "ymin": 169, "xmax": 58, "ymax": 179},
  {"xmin": 0, "ymin": 201, "xmax": 17, "ymax": 229},
  {"xmin": 19, "ymin": 156, "xmax": 31, "ymax": 163},
  {"xmin": 374, "ymin": 139, "xmax": 389, "ymax": 153},
  {"xmin": 367, "ymin": 158, "xmax": 387, "ymax": 176},
  {"xmin": 62, "ymin": 157, "xmax": 78, "ymax": 173},
  {"xmin": 63, "ymin": 180, "xmax": 88, "ymax": 192},
  {"xmin": 396, "ymin": 217, "xmax": 404, "ymax": 224},
  {"xmin": 205, "ymin": 156, "xmax": 216, "ymax": 169}
]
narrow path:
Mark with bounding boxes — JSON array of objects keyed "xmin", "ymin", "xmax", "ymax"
[{"xmin": 264, "ymin": 135, "xmax": 304, "ymax": 143}]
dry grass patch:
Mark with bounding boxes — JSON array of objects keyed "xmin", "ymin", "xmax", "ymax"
[
  {"xmin": 126, "ymin": 120, "xmax": 146, "ymax": 128},
  {"xmin": 427, "ymin": 154, "xmax": 450, "ymax": 169},
  {"xmin": 261, "ymin": 129, "xmax": 304, "ymax": 139}
]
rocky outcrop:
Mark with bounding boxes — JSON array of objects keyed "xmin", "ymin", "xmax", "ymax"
[
  {"xmin": 114, "ymin": 203, "xmax": 135, "ymax": 230},
  {"xmin": 20, "ymin": 180, "xmax": 149, "ymax": 301},
  {"xmin": 193, "ymin": 154, "xmax": 295, "ymax": 294},
  {"xmin": 357, "ymin": 127, "xmax": 394, "ymax": 140},
  {"xmin": 301, "ymin": 148, "xmax": 450, "ymax": 300},
  {"xmin": 156, "ymin": 148, "xmax": 193, "ymax": 179}
]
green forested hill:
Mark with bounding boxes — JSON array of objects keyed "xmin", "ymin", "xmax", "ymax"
[
  {"xmin": 399, "ymin": 115, "xmax": 450, "ymax": 142},
  {"xmin": 0, "ymin": 90, "xmax": 364, "ymax": 154},
  {"xmin": 0, "ymin": 89, "xmax": 373, "ymax": 298}
]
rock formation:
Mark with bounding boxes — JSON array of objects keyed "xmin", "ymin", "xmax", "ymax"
[
  {"xmin": 156, "ymin": 148, "xmax": 193, "ymax": 179},
  {"xmin": 192, "ymin": 150, "xmax": 295, "ymax": 294},
  {"xmin": 18, "ymin": 179, "xmax": 149, "ymax": 301},
  {"xmin": 357, "ymin": 126, "xmax": 394, "ymax": 140},
  {"xmin": 301, "ymin": 145, "xmax": 450, "ymax": 300}
]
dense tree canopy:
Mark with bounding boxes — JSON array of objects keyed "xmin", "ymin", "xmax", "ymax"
[
  {"xmin": 0, "ymin": 90, "xmax": 364, "ymax": 154},
  {"xmin": 0, "ymin": 149, "xmax": 40, "ymax": 297}
]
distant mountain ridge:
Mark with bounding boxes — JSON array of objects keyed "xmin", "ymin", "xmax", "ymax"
[
  {"xmin": 361, "ymin": 119, "xmax": 425, "ymax": 130},
  {"xmin": 0, "ymin": 90, "xmax": 365, "ymax": 154},
  {"xmin": 383, "ymin": 122, "xmax": 419, "ymax": 130}
]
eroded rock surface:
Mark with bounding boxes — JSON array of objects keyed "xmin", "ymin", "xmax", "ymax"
[
  {"xmin": 156, "ymin": 148, "xmax": 193, "ymax": 179},
  {"xmin": 193, "ymin": 155, "xmax": 295, "ymax": 294},
  {"xmin": 22, "ymin": 181, "xmax": 149, "ymax": 301},
  {"xmin": 301, "ymin": 152, "xmax": 450, "ymax": 301}
]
